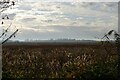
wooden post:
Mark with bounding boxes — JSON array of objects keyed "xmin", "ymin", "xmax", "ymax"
[
  {"xmin": 118, "ymin": 2, "xmax": 120, "ymax": 79},
  {"xmin": 116, "ymin": 37, "xmax": 120, "ymax": 79}
]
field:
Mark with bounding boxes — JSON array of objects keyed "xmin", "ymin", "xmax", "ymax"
[{"xmin": 2, "ymin": 42, "xmax": 119, "ymax": 79}]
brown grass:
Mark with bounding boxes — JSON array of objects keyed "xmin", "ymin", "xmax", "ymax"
[{"xmin": 2, "ymin": 43, "xmax": 118, "ymax": 79}]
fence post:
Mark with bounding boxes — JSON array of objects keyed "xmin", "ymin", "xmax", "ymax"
[{"xmin": 118, "ymin": 1, "xmax": 120, "ymax": 79}]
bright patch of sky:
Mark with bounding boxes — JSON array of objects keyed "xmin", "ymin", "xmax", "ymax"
[{"xmin": 1, "ymin": 1, "xmax": 118, "ymax": 41}]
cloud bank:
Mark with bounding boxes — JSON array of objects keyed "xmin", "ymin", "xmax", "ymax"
[{"xmin": 1, "ymin": 1, "xmax": 118, "ymax": 40}]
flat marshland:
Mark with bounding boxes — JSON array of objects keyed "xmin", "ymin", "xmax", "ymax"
[{"xmin": 2, "ymin": 42, "xmax": 119, "ymax": 79}]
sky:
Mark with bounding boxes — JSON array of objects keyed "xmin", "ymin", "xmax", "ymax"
[{"xmin": 0, "ymin": 0, "xmax": 118, "ymax": 41}]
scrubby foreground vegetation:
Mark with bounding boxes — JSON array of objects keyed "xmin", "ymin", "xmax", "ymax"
[{"xmin": 2, "ymin": 43, "xmax": 119, "ymax": 79}]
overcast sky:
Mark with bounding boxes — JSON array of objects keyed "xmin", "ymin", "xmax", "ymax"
[{"xmin": 1, "ymin": 1, "xmax": 118, "ymax": 41}]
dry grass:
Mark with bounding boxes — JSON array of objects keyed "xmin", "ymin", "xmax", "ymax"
[{"xmin": 2, "ymin": 44, "xmax": 118, "ymax": 79}]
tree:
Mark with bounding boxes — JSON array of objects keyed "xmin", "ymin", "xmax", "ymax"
[{"xmin": 0, "ymin": 0, "xmax": 18, "ymax": 44}]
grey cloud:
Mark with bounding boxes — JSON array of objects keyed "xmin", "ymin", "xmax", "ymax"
[
  {"xmin": 8, "ymin": 13, "xmax": 16, "ymax": 20},
  {"xmin": 41, "ymin": 20, "xmax": 53, "ymax": 23},
  {"xmin": 15, "ymin": 25, "xmax": 108, "ymax": 40},
  {"xmin": 30, "ymin": 26, "xmax": 41, "ymax": 29},
  {"xmin": 9, "ymin": 2, "xmax": 118, "ymax": 41},
  {"xmin": 70, "ymin": 2, "xmax": 118, "ymax": 13},
  {"xmin": 61, "ymin": 2, "xmax": 75, "ymax": 7},
  {"xmin": 18, "ymin": 4, "xmax": 32, "ymax": 10},
  {"xmin": 37, "ymin": 9, "xmax": 53, "ymax": 12},
  {"xmin": 105, "ymin": 3, "xmax": 117, "ymax": 7},
  {"xmin": 87, "ymin": 2, "xmax": 118, "ymax": 13},
  {"xmin": 21, "ymin": 18, "xmax": 36, "ymax": 22}
]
